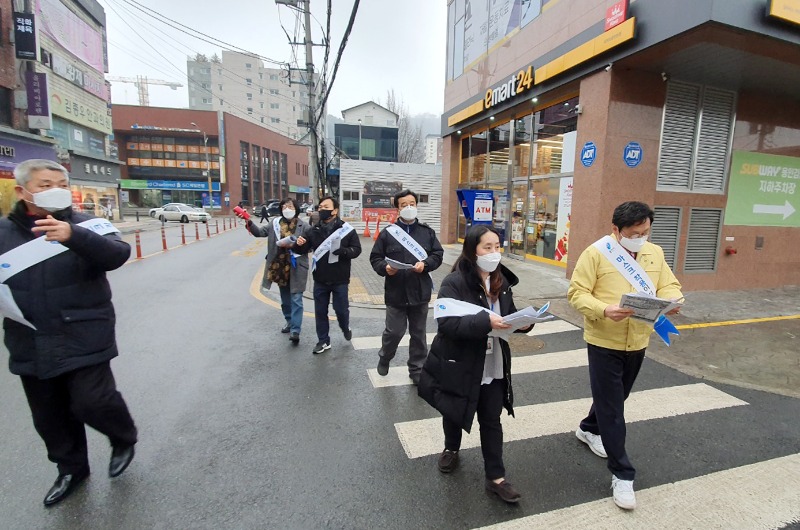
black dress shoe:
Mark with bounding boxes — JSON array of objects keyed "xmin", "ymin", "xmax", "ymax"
[
  {"xmin": 109, "ymin": 444, "xmax": 135, "ymax": 478},
  {"xmin": 43, "ymin": 470, "xmax": 89, "ymax": 507},
  {"xmin": 289, "ymin": 332, "xmax": 300, "ymax": 344},
  {"xmin": 281, "ymin": 324, "xmax": 291, "ymax": 333}
]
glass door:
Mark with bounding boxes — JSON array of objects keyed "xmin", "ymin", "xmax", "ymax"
[{"xmin": 509, "ymin": 180, "xmax": 528, "ymax": 259}]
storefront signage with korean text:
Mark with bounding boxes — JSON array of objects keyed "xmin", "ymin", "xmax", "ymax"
[
  {"xmin": 13, "ymin": 12, "xmax": 38, "ymax": 60},
  {"xmin": 119, "ymin": 179, "xmax": 221, "ymax": 191},
  {"xmin": 26, "ymin": 72, "xmax": 53, "ymax": 129},
  {"xmin": 724, "ymin": 151, "xmax": 799, "ymax": 227},
  {"xmin": 47, "ymin": 75, "xmax": 112, "ymax": 134}
]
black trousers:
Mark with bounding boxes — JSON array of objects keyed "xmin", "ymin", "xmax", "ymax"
[
  {"xmin": 442, "ymin": 378, "xmax": 505, "ymax": 480},
  {"xmin": 313, "ymin": 282, "xmax": 350, "ymax": 342},
  {"xmin": 379, "ymin": 303, "xmax": 429, "ymax": 375},
  {"xmin": 579, "ymin": 343, "xmax": 645, "ymax": 481},
  {"xmin": 20, "ymin": 361, "xmax": 138, "ymax": 476}
]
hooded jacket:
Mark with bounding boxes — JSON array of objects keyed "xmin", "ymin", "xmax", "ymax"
[{"xmin": 0, "ymin": 202, "xmax": 130, "ymax": 379}]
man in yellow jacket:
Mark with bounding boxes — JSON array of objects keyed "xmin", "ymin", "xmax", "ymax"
[{"xmin": 567, "ymin": 201, "xmax": 682, "ymax": 511}]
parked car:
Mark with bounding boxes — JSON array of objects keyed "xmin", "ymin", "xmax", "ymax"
[
  {"xmin": 158, "ymin": 204, "xmax": 211, "ymax": 223},
  {"xmin": 252, "ymin": 200, "xmax": 281, "ymax": 218},
  {"xmin": 150, "ymin": 203, "xmax": 189, "ymax": 218}
]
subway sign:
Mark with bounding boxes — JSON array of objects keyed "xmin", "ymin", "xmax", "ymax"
[{"xmin": 484, "ymin": 66, "xmax": 534, "ymax": 110}]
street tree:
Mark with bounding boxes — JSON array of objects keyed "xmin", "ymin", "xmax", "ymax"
[{"xmin": 385, "ymin": 89, "xmax": 425, "ymax": 164}]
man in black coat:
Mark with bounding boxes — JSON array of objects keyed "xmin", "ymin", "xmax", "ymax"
[
  {"xmin": 0, "ymin": 160, "xmax": 137, "ymax": 507},
  {"xmin": 369, "ymin": 189, "xmax": 444, "ymax": 384},
  {"xmin": 296, "ymin": 196, "xmax": 361, "ymax": 354}
]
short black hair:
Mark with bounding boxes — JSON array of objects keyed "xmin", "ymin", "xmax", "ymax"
[
  {"xmin": 612, "ymin": 201, "xmax": 654, "ymax": 229},
  {"xmin": 319, "ymin": 196, "xmax": 339, "ymax": 209},
  {"xmin": 279, "ymin": 198, "xmax": 299, "ymax": 212},
  {"xmin": 393, "ymin": 189, "xmax": 418, "ymax": 208}
]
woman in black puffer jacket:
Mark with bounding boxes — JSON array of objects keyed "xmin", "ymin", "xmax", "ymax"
[{"xmin": 418, "ymin": 224, "xmax": 532, "ymax": 504}]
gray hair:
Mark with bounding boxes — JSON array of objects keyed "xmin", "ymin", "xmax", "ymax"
[{"xmin": 13, "ymin": 159, "xmax": 70, "ymax": 186}]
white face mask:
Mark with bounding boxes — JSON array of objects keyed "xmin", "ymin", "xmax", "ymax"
[
  {"xmin": 476, "ymin": 252, "xmax": 501, "ymax": 272},
  {"xmin": 26, "ymin": 187, "xmax": 73, "ymax": 212},
  {"xmin": 282, "ymin": 209, "xmax": 296, "ymax": 220},
  {"xmin": 399, "ymin": 205, "xmax": 417, "ymax": 221},
  {"xmin": 619, "ymin": 235, "xmax": 648, "ymax": 253}
]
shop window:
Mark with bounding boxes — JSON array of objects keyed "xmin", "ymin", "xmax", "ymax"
[
  {"xmin": 469, "ymin": 131, "xmax": 488, "ymax": 184},
  {"xmin": 513, "ymin": 115, "xmax": 533, "ymax": 179},
  {"xmin": 651, "ymin": 206, "xmax": 682, "ymax": 270},
  {"xmin": 657, "ymin": 81, "xmax": 736, "ymax": 193},
  {"xmin": 343, "ymin": 191, "xmax": 360, "ymax": 201},
  {"xmin": 419, "ymin": 194, "xmax": 429, "ymax": 203},
  {"xmin": 684, "ymin": 208, "xmax": 722, "ymax": 272},
  {"xmin": 487, "ymin": 122, "xmax": 511, "ymax": 183}
]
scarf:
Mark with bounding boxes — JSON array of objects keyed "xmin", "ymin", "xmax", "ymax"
[{"xmin": 268, "ymin": 217, "xmax": 298, "ymax": 287}]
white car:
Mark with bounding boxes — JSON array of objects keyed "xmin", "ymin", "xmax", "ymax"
[
  {"xmin": 158, "ymin": 204, "xmax": 211, "ymax": 223},
  {"xmin": 149, "ymin": 203, "xmax": 189, "ymax": 218}
]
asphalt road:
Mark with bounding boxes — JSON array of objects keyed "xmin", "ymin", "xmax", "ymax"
[{"xmin": 0, "ymin": 228, "xmax": 798, "ymax": 528}]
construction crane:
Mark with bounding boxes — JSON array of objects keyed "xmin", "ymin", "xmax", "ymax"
[{"xmin": 106, "ymin": 76, "xmax": 183, "ymax": 106}]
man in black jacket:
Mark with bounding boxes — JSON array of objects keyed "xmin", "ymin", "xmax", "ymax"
[
  {"xmin": 296, "ymin": 196, "xmax": 361, "ymax": 354},
  {"xmin": 369, "ymin": 189, "xmax": 444, "ymax": 384},
  {"xmin": 1, "ymin": 160, "xmax": 137, "ymax": 507}
]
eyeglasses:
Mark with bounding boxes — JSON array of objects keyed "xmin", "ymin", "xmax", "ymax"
[{"xmin": 620, "ymin": 230, "xmax": 649, "ymax": 239}]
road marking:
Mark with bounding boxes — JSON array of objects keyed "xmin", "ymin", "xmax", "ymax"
[
  {"xmin": 352, "ymin": 333, "xmax": 436, "ymax": 351},
  {"xmin": 368, "ymin": 349, "xmax": 586, "ymax": 388},
  {"xmin": 395, "ymin": 383, "xmax": 747, "ymax": 458},
  {"xmin": 477, "ymin": 452, "xmax": 800, "ymax": 529},
  {"xmin": 353, "ymin": 319, "xmax": 580, "ymax": 351},
  {"xmin": 676, "ymin": 314, "xmax": 800, "ymax": 330},
  {"xmin": 527, "ymin": 319, "xmax": 580, "ymax": 335}
]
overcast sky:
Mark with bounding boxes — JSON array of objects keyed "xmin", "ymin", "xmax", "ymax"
[{"xmin": 98, "ymin": 0, "xmax": 447, "ymax": 118}]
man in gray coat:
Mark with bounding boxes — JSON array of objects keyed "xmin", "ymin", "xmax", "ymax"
[
  {"xmin": 1, "ymin": 160, "xmax": 137, "ymax": 507},
  {"xmin": 240, "ymin": 198, "xmax": 311, "ymax": 344}
]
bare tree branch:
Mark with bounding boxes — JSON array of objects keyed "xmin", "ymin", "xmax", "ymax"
[{"xmin": 384, "ymin": 89, "xmax": 425, "ymax": 164}]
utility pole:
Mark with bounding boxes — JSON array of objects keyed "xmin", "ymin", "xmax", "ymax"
[{"xmin": 303, "ymin": 0, "xmax": 321, "ymax": 200}]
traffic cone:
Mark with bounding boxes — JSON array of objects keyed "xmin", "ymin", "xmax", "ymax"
[
  {"xmin": 373, "ymin": 219, "xmax": 381, "ymax": 241},
  {"xmin": 363, "ymin": 220, "xmax": 371, "ymax": 238}
]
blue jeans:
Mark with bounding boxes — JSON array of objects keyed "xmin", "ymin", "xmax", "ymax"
[
  {"xmin": 313, "ymin": 282, "xmax": 350, "ymax": 342},
  {"xmin": 279, "ymin": 285, "xmax": 304, "ymax": 334}
]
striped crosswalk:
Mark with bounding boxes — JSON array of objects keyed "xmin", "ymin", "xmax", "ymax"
[{"xmin": 355, "ymin": 316, "xmax": 800, "ymax": 526}]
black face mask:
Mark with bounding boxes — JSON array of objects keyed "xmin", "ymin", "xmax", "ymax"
[{"xmin": 318, "ymin": 209, "xmax": 334, "ymax": 221}]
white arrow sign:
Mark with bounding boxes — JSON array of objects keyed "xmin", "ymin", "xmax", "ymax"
[{"xmin": 752, "ymin": 200, "xmax": 796, "ymax": 220}]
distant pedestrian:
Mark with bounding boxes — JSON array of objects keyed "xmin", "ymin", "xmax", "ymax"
[
  {"xmin": 1, "ymin": 159, "xmax": 137, "ymax": 507},
  {"xmin": 369, "ymin": 189, "xmax": 443, "ymax": 385},
  {"xmin": 295, "ymin": 196, "xmax": 361, "ymax": 354},
  {"xmin": 259, "ymin": 204, "xmax": 269, "ymax": 224},
  {"xmin": 567, "ymin": 201, "xmax": 683, "ymax": 511},
  {"xmin": 238, "ymin": 198, "xmax": 311, "ymax": 344}
]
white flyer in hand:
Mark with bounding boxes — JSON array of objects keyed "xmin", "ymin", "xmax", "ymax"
[
  {"xmin": 276, "ymin": 235, "xmax": 297, "ymax": 248},
  {"xmin": 0, "ymin": 284, "xmax": 36, "ymax": 329},
  {"xmin": 385, "ymin": 257, "xmax": 416, "ymax": 270},
  {"xmin": 489, "ymin": 302, "xmax": 554, "ymax": 339},
  {"xmin": 620, "ymin": 292, "xmax": 682, "ymax": 324},
  {"xmin": 328, "ymin": 237, "xmax": 341, "ymax": 264}
]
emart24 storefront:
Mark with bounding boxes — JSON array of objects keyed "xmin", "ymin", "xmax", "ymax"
[{"xmin": 439, "ymin": 2, "xmax": 800, "ymax": 290}]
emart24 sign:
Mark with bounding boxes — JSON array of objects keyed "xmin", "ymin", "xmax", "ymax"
[{"xmin": 724, "ymin": 151, "xmax": 798, "ymax": 227}]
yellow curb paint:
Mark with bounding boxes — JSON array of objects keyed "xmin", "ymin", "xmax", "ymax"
[
  {"xmin": 676, "ymin": 314, "xmax": 800, "ymax": 330},
  {"xmin": 248, "ymin": 263, "xmax": 329, "ymax": 320}
]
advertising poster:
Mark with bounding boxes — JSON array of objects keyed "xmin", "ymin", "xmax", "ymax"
[
  {"xmin": 488, "ymin": 0, "xmax": 522, "ymax": 50},
  {"xmin": 463, "ymin": 0, "xmax": 489, "ymax": 68},
  {"xmin": 555, "ymin": 177, "xmax": 573, "ymax": 262},
  {"xmin": 724, "ymin": 151, "xmax": 799, "ymax": 227},
  {"xmin": 362, "ymin": 181, "xmax": 403, "ymax": 225}
]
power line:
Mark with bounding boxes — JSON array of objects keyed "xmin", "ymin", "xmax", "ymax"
[{"xmin": 315, "ymin": 0, "xmax": 360, "ymax": 127}]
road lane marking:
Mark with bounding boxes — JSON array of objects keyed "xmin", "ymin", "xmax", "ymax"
[
  {"xmin": 353, "ymin": 319, "xmax": 579, "ymax": 351},
  {"xmin": 527, "ymin": 319, "xmax": 580, "ymax": 336},
  {"xmin": 676, "ymin": 314, "xmax": 800, "ymax": 330},
  {"xmin": 394, "ymin": 383, "xmax": 748, "ymax": 459},
  {"xmin": 368, "ymin": 349, "xmax": 586, "ymax": 388},
  {"xmin": 477, "ymin": 452, "xmax": 800, "ymax": 529}
]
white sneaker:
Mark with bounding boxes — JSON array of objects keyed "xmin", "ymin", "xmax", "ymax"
[
  {"xmin": 575, "ymin": 428, "xmax": 607, "ymax": 458},
  {"xmin": 611, "ymin": 476, "xmax": 636, "ymax": 510}
]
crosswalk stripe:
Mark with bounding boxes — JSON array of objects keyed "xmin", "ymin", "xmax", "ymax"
[
  {"xmin": 367, "ymin": 349, "xmax": 587, "ymax": 388},
  {"xmin": 394, "ymin": 383, "xmax": 748, "ymax": 459},
  {"xmin": 352, "ymin": 333, "xmax": 436, "ymax": 351},
  {"xmin": 353, "ymin": 319, "xmax": 579, "ymax": 351},
  {"xmin": 527, "ymin": 319, "xmax": 580, "ymax": 335},
  {"xmin": 477, "ymin": 452, "xmax": 800, "ymax": 529}
]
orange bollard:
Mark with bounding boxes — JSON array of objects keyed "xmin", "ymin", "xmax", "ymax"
[
  {"xmin": 161, "ymin": 227, "xmax": 168, "ymax": 251},
  {"xmin": 373, "ymin": 219, "xmax": 381, "ymax": 241},
  {"xmin": 363, "ymin": 220, "xmax": 371, "ymax": 238},
  {"xmin": 195, "ymin": 223, "xmax": 200, "ymax": 241},
  {"xmin": 181, "ymin": 224, "xmax": 186, "ymax": 245},
  {"xmin": 206, "ymin": 221, "xmax": 211, "ymax": 238},
  {"xmin": 135, "ymin": 230, "xmax": 142, "ymax": 259},
  {"xmin": 215, "ymin": 220, "xmax": 219, "ymax": 234}
]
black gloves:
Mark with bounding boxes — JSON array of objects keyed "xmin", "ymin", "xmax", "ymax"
[{"xmin": 332, "ymin": 248, "xmax": 345, "ymax": 256}]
